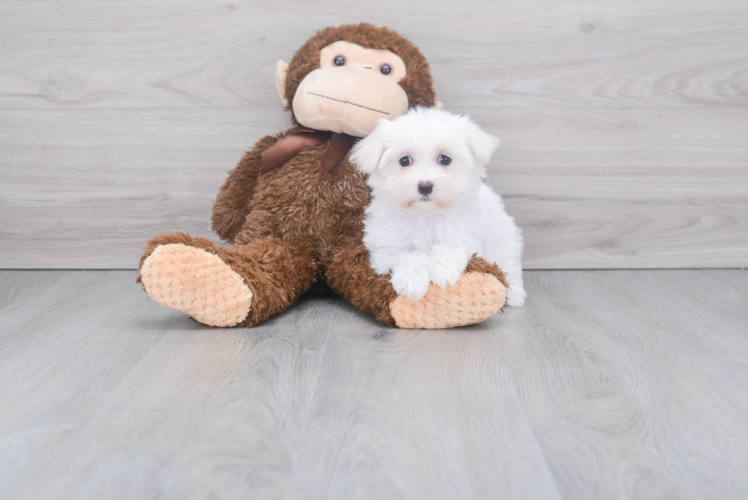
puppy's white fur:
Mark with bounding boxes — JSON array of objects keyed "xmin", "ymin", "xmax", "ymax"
[{"xmin": 350, "ymin": 107, "xmax": 526, "ymax": 306}]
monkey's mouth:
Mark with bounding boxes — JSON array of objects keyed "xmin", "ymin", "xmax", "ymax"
[{"xmin": 306, "ymin": 92, "xmax": 390, "ymax": 115}]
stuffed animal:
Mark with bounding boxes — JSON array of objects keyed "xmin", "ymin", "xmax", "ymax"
[{"xmin": 137, "ymin": 23, "xmax": 509, "ymax": 329}]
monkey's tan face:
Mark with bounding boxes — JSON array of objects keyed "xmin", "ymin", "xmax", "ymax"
[{"xmin": 277, "ymin": 41, "xmax": 410, "ymax": 137}]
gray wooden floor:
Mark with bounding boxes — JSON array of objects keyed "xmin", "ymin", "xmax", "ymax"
[{"xmin": 1, "ymin": 269, "xmax": 747, "ymax": 499}]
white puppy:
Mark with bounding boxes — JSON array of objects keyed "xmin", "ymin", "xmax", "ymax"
[{"xmin": 349, "ymin": 107, "xmax": 526, "ymax": 306}]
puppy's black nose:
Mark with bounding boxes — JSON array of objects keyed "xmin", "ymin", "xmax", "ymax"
[{"xmin": 418, "ymin": 181, "xmax": 434, "ymax": 196}]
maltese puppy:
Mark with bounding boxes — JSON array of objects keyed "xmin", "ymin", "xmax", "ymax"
[{"xmin": 349, "ymin": 107, "xmax": 526, "ymax": 307}]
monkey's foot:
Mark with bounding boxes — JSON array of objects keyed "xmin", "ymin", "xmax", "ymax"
[
  {"xmin": 389, "ymin": 272, "xmax": 507, "ymax": 329},
  {"xmin": 140, "ymin": 243, "xmax": 253, "ymax": 327}
]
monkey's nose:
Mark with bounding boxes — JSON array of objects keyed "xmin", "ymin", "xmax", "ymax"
[{"xmin": 418, "ymin": 181, "xmax": 434, "ymax": 196}]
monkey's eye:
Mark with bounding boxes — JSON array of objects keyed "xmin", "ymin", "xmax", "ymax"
[
  {"xmin": 379, "ymin": 64, "xmax": 392, "ymax": 75},
  {"xmin": 399, "ymin": 156, "xmax": 412, "ymax": 167},
  {"xmin": 333, "ymin": 55, "xmax": 346, "ymax": 66},
  {"xmin": 438, "ymin": 154, "xmax": 452, "ymax": 166}
]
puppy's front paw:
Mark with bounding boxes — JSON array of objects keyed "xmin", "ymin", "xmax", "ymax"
[
  {"xmin": 429, "ymin": 244, "xmax": 469, "ymax": 289},
  {"xmin": 391, "ymin": 263, "xmax": 431, "ymax": 301},
  {"xmin": 429, "ymin": 259, "xmax": 463, "ymax": 289},
  {"xmin": 506, "ymin": 286, "xmax": 527, "ymax": 307}
]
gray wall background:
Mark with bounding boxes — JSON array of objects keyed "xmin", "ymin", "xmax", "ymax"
[{"xmin": 1, "ymin": 0, "xmax": 746, "ymax": 269}]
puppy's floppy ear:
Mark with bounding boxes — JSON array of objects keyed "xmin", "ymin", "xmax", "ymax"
[
  {"xmin": 463, "ymin": 117, "xmax": 500, "ymax": 165},
  {"xmin": 349, "ymin": 119, "xmax": 390, "ymax": 174}
]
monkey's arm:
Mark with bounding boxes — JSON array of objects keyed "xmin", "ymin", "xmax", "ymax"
[{"xmin": 211, "ymin": 131, "xmax": 290, "ymax": 243}]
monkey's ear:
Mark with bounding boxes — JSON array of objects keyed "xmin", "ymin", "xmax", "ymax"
[
  {"xmin": 463, "ymin": 118, "xmax": 500, "ymax": 168},
  {"xmin": 434, "ymin": 101, "xmax": 444, "ymax": 110},
  {"xmin": 275, "ymin": 60, "xmax": 289, "ymax": 107},
  {"xmin": 349, "ymin": 121, "xmax": 389, "ymax": 174}
]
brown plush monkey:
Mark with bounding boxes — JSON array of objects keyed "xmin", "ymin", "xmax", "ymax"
[{"xmin": 137, "ymin": 23, "xmax": 509, "ymax": 329}]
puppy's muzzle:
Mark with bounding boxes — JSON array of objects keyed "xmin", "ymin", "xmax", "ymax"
[{"xmin": 417, "ymin": 181, "xmax": 434, "ymax": 196}]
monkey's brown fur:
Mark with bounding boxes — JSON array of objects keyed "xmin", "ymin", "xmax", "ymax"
[{"xmin": 137, "ymin": 23, "xmax": 508, "ymax": 328}]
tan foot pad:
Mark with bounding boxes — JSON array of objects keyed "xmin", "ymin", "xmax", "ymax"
[
  {"xmin": 390, "ymin": 272, "xmax": 507, "ymax": 329},
  {"xmin": 140, "ymin": 243, "xmax": 252, "ymax": 327}
]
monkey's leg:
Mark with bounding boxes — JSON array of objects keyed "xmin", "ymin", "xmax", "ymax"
[
  {"xmin": 137, "ymin": 233, "xmax": 317, "ymax": 327},
  {"xmin": 387, "ymin": 256, "xmax": 510, "ymax": 329},
  {"xmin": 323, "ymin": 236, "xmax": 509, "ymax": 329},
  {"xmin": 322, "ymin": 236, "xmax": 400, "ymax": 327}
]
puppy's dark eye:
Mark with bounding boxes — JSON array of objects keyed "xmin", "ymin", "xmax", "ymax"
[
  {"xmin": 438, "ymin": 154, "xmax": 452, "ymax": 165},
  {"xmin": 334, "ymin": 56, "xmax": 345, "ymax": 66},
  {"xmin": 380, "ymin": 64, "xmax": 392, "ymax": 75},
  {"xmin": 399, "ymin": 156, "xmax": 412, "ymax": 167}
]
